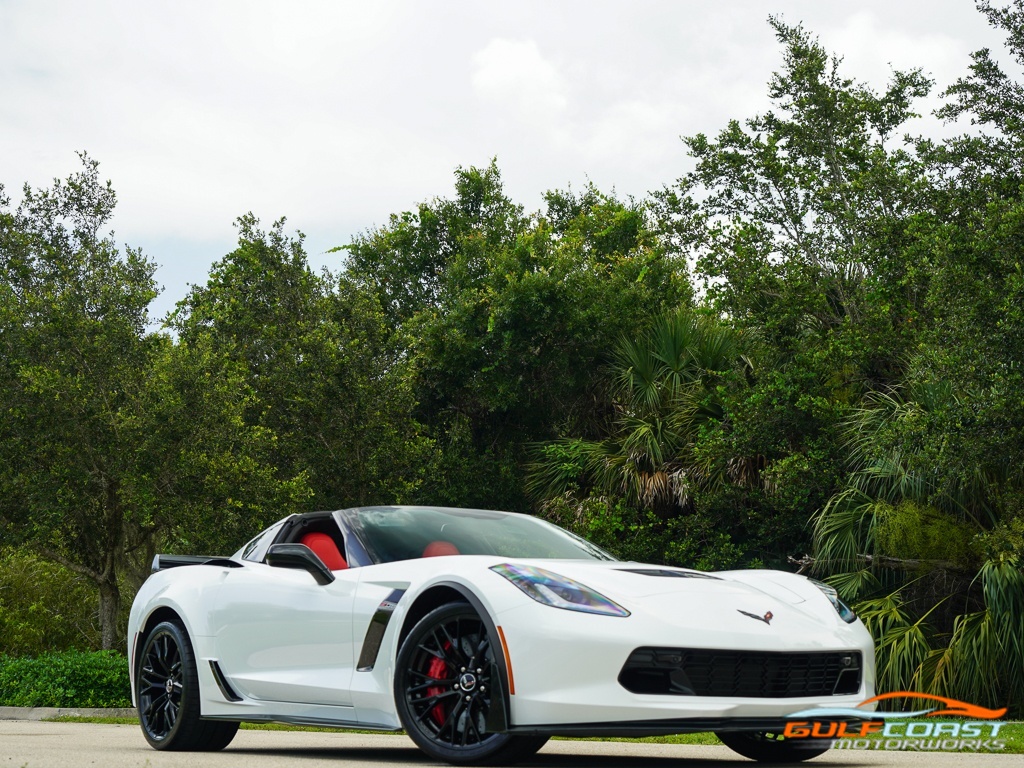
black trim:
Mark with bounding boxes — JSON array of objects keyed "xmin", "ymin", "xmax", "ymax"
[
  {"xmin": 507, "ymin": 716, "xmax": 855, "ymax": 737},
  {"xmin": 269, "ymin": 513, "xmax": 302, "ymax": 550},
  {"xmin": 265, "ymin": 543, "xmax": 335, "ymax": 585},
  {"xmin": 484, "ymin": 658, "xmax": 509, "ymax": 734},
  {"xmin": 202, "ymin": 713, "xmax": 401, "ymax": 731},
  {"xmin": 335, "ymin": 509, "xmax": 374, "ymax": 568},
  {"xmin": 151, "ymin": 555, "xmax": 242, "ymax": 572},
  {"xmin": 356, "ymin": 588, "xmax": 406, "ymax": 671},
  {"xmin": 616, "ymin": 568, "xmax": 719, "ymax": 580},
  {"xmin": 209, "ymin": 660, "xmax": 243, "ymax": 702},
  {"xmin": 618, "ymin": 647, "xmax": 863, "ymax": 699}
]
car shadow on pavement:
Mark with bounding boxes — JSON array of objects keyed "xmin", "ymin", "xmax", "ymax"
[
  {"xmin": 226, "ymin": 744, "xmax": 873, "ymax": 768},
  {"xmin": 523, "ymin": 757, "xmax": 872, "ymax": 768},
  {"xmin": 226, "ymin": 745, "xmax": 433, "ymax": 763}
]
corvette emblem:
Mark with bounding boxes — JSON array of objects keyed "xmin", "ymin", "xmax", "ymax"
[{"xmin": 738, "ymin": 609, "xmax": 774, "ymax": 625}]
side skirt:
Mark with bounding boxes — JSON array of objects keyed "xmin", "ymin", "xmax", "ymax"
[{"xmin": 202, "ymin": 713, "xmax": 402, "ymax": 731}]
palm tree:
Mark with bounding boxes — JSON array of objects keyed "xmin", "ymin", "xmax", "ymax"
[
  {"xmin": 527, "ymin": 309, "xmax": 751, "ymax": 513},
  {"xmin": 812, "ymin": 380, "xmax": 1024, "ymax": 712}
]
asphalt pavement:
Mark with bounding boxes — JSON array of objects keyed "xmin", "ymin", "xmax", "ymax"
[{"xmin": 1, "ymin": 721, "xmax": 1020, "ymax": 768}]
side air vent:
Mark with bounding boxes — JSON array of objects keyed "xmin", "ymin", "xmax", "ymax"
[
  {"xmin": 357, "ymin": 588, "xmax": 407, "ymax": 671},
  {"xmin": 209, "ymin": 660, "xmax": 243, "ymax": 702}
]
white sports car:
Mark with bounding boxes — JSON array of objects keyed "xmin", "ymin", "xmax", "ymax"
[{"xmin": 128, "ymin": 505, "xmax": 875, "ymax": 764}]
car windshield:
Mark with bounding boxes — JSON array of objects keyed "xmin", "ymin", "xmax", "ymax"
[{"xmin": 346, "ymin": 506, "xmax": 615, "ymax": 564}]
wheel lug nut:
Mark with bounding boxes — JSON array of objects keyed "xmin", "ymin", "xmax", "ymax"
[
  {"xmin": 465, "ymin": 695, "xmax": 471, "ymax": 701},
  {"xmin": 461, "ymin": 667, "xmax": 466, "ymax": 672}
]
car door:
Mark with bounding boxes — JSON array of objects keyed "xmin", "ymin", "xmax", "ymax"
[{"xmin": 209, "ymin": 559, "xmax": 358, "ymax": 706}]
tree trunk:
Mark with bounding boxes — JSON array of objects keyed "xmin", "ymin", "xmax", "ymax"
[{"xmin": 98, "ymin": 578, "xmax": 121, "ymax": 651}]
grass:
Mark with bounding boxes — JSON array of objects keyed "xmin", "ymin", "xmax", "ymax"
[
  {"xmin": 44, "ymin": 715, "xmax": 1024, "ymax": 753},
  {"xmin": 47, "ymin": 715, "xmax": 139, "ymax": 725}
]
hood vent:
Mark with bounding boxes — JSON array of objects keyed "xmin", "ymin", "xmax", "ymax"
[{"xmin": 617, "ymin": 568, "xmax": 720, "ymax": 580}]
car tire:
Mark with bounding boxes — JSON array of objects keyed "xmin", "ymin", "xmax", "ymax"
[
  {"xmin": 715, "ymin": 730, "xmax": 832, "ymax": 763},
  {"xmin": 137, "ymin": 619, "xmax": 239, "ymax": 751},
  {"xmin": 394, "ymin": 602, "xmax": 549, "ymax": 766}
]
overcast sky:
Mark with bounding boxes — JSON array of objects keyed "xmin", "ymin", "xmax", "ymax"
[{"xmin": 0, "ymin": 1, "xmax": 1012, "ymax": 320}]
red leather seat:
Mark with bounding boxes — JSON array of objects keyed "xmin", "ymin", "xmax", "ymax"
[
  {"xmin": 300, "ymin": 532, "xmax": 348, "ymax": 570},
  {"xmin": 422, "ymin": 541, "xmax": 460, "ymax": 558}
]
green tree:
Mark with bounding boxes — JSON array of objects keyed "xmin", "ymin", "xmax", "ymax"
[
  {"xmin": 0, "ymin": 158, "xmax": 305, "ymax": 649},
  {"xmin": 0, "ymin": 550, "xmax": 101, "ymax": 655},
  {"xmin": 527, "ymin": 309, "xmax": 748, "ymax": 513},
  {"xmin": 597, "ymin": 18, "xmax": 937, "ymax": 569},
  {"xmin": 811, "ymin": 376, "xmax": 1023, "ymax": 710},
  {"xmin": 528, "ymin": 309, "xmax": 771, "ymax": 569},
  {"xmin": 910, "ymin": 0, "xmax": 1024, "ymax": 504},
  {"xmin": 810, "ymin": 1, "xmax": 1024, "ymax": 711},
  {"xmin": 0, "ymin": 156, "xmax": 159, "ymax": 648},
  {"xmin": 346, "ymin": 163, "xmax": 691, "ymax": 510},
  {"xmin": 654, "ymin": 17, "xmax": 932, "ymax": 386},
  {"xmin": 172, "ymin": 216, "xmax": 428, "ymax": 510}
]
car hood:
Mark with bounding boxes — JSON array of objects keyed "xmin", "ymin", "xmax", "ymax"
[
  {"xmin": 489, "ymin": 558, "xmax": 851, "ymax": 637},
  {"xmin": 496, "ymin": 559, "xmax": 798, "ymax": 599}
]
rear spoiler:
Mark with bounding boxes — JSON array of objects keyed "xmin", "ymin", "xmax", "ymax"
[{"xmin": 151, "ymin": 554, "xmax": 244, "ymax": 572}]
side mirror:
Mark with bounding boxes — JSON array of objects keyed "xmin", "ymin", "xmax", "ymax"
[{"xmin": 266, "ymin": 543, "xmax": 335, "ymax": 585}]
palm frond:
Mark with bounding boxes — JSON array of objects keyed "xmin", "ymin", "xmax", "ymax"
[
  {"xmin": 856, "ymin": 589, "xmax": 935, "ymax": 700},
  {"xmin": 945, "ymin": 610, "xmax": 1003, "ymax": 708},
  {"xmin": 811, "ymin": 488, "xmax": 878, "ymax": 573},
  {"xmin": 824, "ymin": 567, "xmax": 879, "ymax": 602},
  {"xmin": 531, "ymin": 307, "xmax": 749, "ymax": 513}
]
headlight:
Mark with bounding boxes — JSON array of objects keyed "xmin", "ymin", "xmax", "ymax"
[
  {"xmin": 491, "ymin": 563, "xmax": 630, "ymax": 617},
  {"xmin": 808, "ymin": 578, "xmax": 857, "ymax": 623}
]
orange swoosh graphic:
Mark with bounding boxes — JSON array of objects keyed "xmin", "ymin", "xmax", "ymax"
[{"xmin": 860, "ymin": 692, "xmax": 1007, "ymax": 720}]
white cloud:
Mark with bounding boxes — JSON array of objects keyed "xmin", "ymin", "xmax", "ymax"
[
  {"xmin": 0, "ymin": 0, "xmax": 1012, "ymax": 321},
  {"xmin": 472, "ymin": 39, "xmax": 568, "ymax": 120},
  {"xmin": 823, "ymin": 10, "xmax": 965, "ymax": 87}
]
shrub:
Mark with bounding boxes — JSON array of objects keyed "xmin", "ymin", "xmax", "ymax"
[
  {"xmin": 0, "ymin": 549, "xmax": 101, "ymax": 655},
  {"xmin": 539, "ymin": 492, "xmax": 748, "ymax": 570},
  {"xmin": 0, "ymin": 650, "xmax": 131, "ymax": 708}
]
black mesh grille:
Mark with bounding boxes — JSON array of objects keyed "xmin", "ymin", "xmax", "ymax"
[{"xmin": 619, "ymin": 647, "xmax": 862, "ymax": 698}]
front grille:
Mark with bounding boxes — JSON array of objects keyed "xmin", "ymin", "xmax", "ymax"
[{"xmin": 619, "ymin": 647, "xmax": 862, "ymax": 698}]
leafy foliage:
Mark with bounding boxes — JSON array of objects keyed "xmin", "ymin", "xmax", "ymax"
[
  {"xmin": 171, "ymin": 216, "xmax": 428, "ymax": 511},
  {"xmin": 2, "ymin": 4, "xmax": 1024, "ymax": 715},
  {"xmin": 0, "ymin": 550, "xmax": 101, "ymax": 655},
  {"xmin": 808, "ymin": 3, "xmax": 1024, "ymax": 713},
  {"xmin": 538, "ymin": 493, "xmax": 747, "ymax": 571},
  {"xmin": 528, "ymin": 309, "xmax": 748, "ymax": 512},
  {"xmin": 0, "ymin": 159, "xmax": 309, "ymax": 648},
  {"xmin": 347, "ymin": 164, "xmax": 690, "ymax": 510},
  {"xmin": 654, "ymin": 17, "xmax": 932, "ymax": 384},
  {"xmin": 0, "ymin": 651, "xmax": 130, "ymax": 708}
]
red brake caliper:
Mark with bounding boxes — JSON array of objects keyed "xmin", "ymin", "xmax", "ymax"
[{"xmin": 426, "ymin": 641, "xmax": 452, "ymax": 726}]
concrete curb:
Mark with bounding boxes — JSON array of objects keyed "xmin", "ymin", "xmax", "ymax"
[{"xmin": 0, "ymin": 706, "xmax": 137, "ymax": 721}]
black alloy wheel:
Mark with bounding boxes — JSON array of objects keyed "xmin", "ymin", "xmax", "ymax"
[
  {"xmin": 395, "ymin": 603, "xmax": 548, "ymax": 765},
  {"xmin": 137, "ymin": 619, "xmax": 238, "ymax": 751},
  {"xmin": 715, "ymin": 730, "xmax": 832, "ymax": 763}
]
